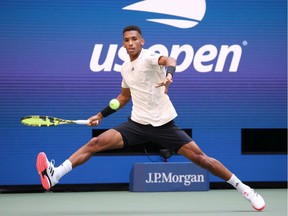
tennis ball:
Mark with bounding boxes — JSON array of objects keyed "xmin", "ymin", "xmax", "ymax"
[{"xmin": 109, "ymin": 99, "xmax": 120, "ymax": 110}]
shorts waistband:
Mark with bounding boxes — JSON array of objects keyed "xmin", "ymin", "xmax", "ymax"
[{"xmin": 128, "ymin": 117, "xmax": 174, "ymax": 128}]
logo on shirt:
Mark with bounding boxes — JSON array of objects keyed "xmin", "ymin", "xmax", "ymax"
[{"xmin": 123, "ymin": 0, "xmax": 206, "ymax": 29}]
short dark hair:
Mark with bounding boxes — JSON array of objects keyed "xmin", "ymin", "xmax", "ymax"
[{"xmin": 123, "ymin": 25, "xmax": 142, "ymax": 36}]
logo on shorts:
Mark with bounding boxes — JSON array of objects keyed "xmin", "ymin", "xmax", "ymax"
[{"xmin": 123, "ymin": 0, "xmax": 206, "ymax": 29}]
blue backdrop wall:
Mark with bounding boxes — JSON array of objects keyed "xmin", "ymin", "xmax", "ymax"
[{"xmin": 0, "ymin": 0, "xmax": 287, "ymax": 185}]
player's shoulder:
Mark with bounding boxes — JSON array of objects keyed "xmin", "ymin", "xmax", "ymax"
[
  {"xmin": 142, "ymin": 49, "xmax": 163, "ymax": 66},
  {"xmin": 142, "ymin": 48, "xmax": 161, "ymax": 58}
]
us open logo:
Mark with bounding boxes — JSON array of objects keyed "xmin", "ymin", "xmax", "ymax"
[
  {"xmin": 123, "ymin": 0, "xmax": 206, "ymax": 29},
  {"xmin": 90, "ymin": 0, "xmax": 247, "ymax": 73}
]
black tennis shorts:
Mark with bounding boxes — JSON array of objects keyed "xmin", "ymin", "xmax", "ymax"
[{"xmin": 113, "ymin": 118, "xmax": 193, "ymax": 153}]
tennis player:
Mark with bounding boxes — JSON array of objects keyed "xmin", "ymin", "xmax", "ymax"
[{"xmin": 36, "ymin": 25, "xmax": 265, "ymax": 211}]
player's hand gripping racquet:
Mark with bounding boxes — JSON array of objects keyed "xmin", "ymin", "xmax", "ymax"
[{"xmin": 20, "ymin": 115, "xmax": 89, "ymax": 127}]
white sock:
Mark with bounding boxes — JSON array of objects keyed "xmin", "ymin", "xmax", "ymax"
[
  {"xmin": 227, "ymin": 174, "xmax": 250, "ymax": 194},
  {"xmin": 55, "ymin": 159, "xmax": 72, "ymax": 181}
]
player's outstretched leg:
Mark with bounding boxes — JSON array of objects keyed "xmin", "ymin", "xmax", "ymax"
[
  {"xmin": 178, "ymin": 141, "xmax": 266, "ymax": 211},
  {"xmin": 36, "ymin": 152, "xmax": 59, "ymax": 190},
  {"xmin": 227, "ymin": 174, "xmax": 266, "ymax": 211}
]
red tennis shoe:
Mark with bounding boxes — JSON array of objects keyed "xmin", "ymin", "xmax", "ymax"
[{"xmin": 36, "ymin": 152, "xmax": 58, "ymax": 190}]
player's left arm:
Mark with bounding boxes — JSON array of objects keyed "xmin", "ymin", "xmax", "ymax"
[{"xmin": 156, "ymin": 56, "xmax": 177, "ymax": 93}]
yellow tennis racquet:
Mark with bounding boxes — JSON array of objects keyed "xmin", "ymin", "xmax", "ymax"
[{"xmin": 20, "ymin": 115, "xmax": 89, "ymax": 127}]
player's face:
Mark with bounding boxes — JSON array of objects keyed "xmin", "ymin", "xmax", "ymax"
[{"xmin": 123, "ymin": 30, "xmax": 144, "ymax": 61}]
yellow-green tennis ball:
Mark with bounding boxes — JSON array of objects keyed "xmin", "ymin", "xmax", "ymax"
[{"xmin": 109, "ymin": 99, "xmax": 120, "ymax": 110}]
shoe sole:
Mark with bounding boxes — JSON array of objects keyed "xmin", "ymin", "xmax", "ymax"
[
  {"xmin": 253, "ymin": 204, "xmax": 266, "ymax": 211},
  {"xmin": 36, "ymin": 152, "xmax": 51, "ymax": 190}
]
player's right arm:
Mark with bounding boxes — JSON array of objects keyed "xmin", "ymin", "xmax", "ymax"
[
  {"xmin": 115, "ymin": 87, "xmax": 131, "ymax": 109},
  {"xmin": 88, "ymin": 88, "xmax": 131, "ymax": 126}
]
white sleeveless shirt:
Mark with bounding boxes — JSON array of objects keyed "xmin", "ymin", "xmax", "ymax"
[{"xmin": 121, "ymin": 49, "xmax": 177, "ymax": 126}]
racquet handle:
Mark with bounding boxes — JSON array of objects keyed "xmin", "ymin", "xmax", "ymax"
[{"xmin": 75, "ymin": 120, "xmax": 89, "ymax": 125}]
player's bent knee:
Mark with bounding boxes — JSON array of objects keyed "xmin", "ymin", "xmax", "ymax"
[
  {"xmin": 86, "ymin": 137, "xmax": 100, "ymax": 151},
  {"xmin": 86, "ymin": 136, "xmax": 123, "ymax": 153},
  {"xmin": 88, "ymin": 137, "xmax": 98, "ymax": 145}
]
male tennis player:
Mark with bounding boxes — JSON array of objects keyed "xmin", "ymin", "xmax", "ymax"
[{"xmin": 36, "ymin": 25, "xmax": 265, "ymax": 211}]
